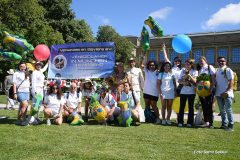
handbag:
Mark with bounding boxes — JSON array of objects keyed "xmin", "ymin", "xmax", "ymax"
[{"xmin": 8, "ymin": 79, "xmax": 25, "ymax": 99}]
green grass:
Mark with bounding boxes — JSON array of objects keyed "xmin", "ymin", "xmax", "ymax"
[{"xmin": 0, "ymin": 110, "xmax": 239, "ymax": 160}]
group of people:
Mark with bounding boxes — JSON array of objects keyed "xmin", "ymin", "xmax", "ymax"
[{"xmin": 3, "ymin": 47, "xmax": 235, "ymax": 130}]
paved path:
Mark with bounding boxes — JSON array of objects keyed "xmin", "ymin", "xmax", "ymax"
[{"xmin": 0, "ymin": 104, "xmax": 239, "ymax": 122}]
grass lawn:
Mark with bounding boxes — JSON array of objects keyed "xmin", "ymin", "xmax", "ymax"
[
  {"xmin": 0, "ymin": 92, "xmax": 239, "ymax": 159},
  {"xmin": 0, "ymin": 110, "xmax": 239, "ymax": 160}
]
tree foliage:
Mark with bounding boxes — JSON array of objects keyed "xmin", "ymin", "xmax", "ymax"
[{"xmin": 96, "ymin": 25, "xmax": 134, "ymax": 64}]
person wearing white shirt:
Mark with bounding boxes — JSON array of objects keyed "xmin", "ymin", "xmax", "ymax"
[
  {"xmin": 141, "ymin": 55, "xmax": 160, "ymax": 124},
  {"xmin": 97, "ymin": 86, "xmax": 120, "ymax": 122},
  {"xmin": 178, "ymin": 59, "xmax": 198, "ymax": 127},
  {"xmin": 43, "ymin": 84, "xmax": 65, "ymax": 125},
  {"xmin": 63, "ymin": 83, "xmax": 84, "ymax": 125},
  {"xmin": 215, "ymin": 56, "xmax": 234, "ymax": 131},
  {"xmin": 126, "ymin": 58, "xmax": 144, "ymax": 98},
  {"xmin": 196, "ymin": 56, "xmax": 216, "ymax": 128},
  {"xmin": 13, "ymin": 62, "xmax": 31, "ymax": 125}
]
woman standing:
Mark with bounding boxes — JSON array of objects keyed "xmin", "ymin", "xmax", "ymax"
[
  {"xmin": 13, "ymin": 62, "xmax": 31, "ymax": 125},
  {"xmin": 178, "ymin": 59, "xmax": 198, "ymax": 127},
  {"xmin": 196, "ymin": 56, "xmax": 216, "ymax": 128},
  {"xmin": 157, "ymin": 62, "xmax": 176, "ymax": 125},
  {"xmin": 141, "ymin": 55, "xmax": 160, "ymax": 124}
]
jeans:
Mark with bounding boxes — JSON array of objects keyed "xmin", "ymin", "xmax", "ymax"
[
  {"xmin": 216, "ymin": 96, "xmax": 234, "ymax": 127},
  {"xmin": 178, "ymin": 94, "xmax": 195, "ymax": 125}
]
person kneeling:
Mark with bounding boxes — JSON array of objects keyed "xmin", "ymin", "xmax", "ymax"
[{"xmin": 43, "ymin": 84, "xmax": 65, "ymax": 125}]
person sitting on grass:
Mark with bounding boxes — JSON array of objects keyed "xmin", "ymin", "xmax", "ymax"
[
  {"xmin": 97, "ymin": 85, "xmax": 120, "ymax": 124},
  {"xmin": 43, "ymin": 83, "xmax": 65, "ymax": 125},
  {"xmin": 121, "ymin": 81, "xmax": 145, "ymax": 124},
  {"xmin": 63, "ymin": 83, "xmax": 84, "ymax": 125}
]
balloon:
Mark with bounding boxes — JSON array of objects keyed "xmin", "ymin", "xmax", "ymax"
[
  {"xmin": 0, "ymin": 51, "xmax": 22, "ymax": 60},
  {"xmin": 172, "ymin": 97, "xmax": 188, "ymax": 113},
  {"xmin": 144, "ymin": 16, "xmax": 164, "ymax": 37},
  {"xmin": 172, "ymin": 34, "xmax": 192, "ymax": 54},
  {"xmin": 3, "ymin": 31, "xmax": 34, "ymax": 56},
  {"xmin": 34, "ymin": 44, "xmax": 50, "ymax": 61},
  {"xmin": 26, "ymin": 63, "xmax": 35, "ymax": 71},
  {"xmin": 196, "ymin": 81, "xmax": 211, "ymax": 97},
  {"xmin": 140, "ymin": 26, "xmax": 150, "ymax": 52},
  {"xmin": 117, "ymin": 101, "xmax": 132, "ymax": 127}
]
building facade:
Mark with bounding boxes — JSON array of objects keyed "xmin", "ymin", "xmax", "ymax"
[{"xmin": 126, "ymin": 30, "xmax": 240, "ymax": 90}]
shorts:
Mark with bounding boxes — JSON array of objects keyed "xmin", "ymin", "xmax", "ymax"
[
  {"xmin": 143, "ymin": 93, "xmax": 159, "ymax": 101},
  {"xmin": 17, "ymin": 92, "xmax": 30, "ymax": 102}
]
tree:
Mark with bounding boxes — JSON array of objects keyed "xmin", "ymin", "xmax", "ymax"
[
  {"xmin": 96, "ymin": 25, "xmax": 134, "ymax": 64},
  {"xmin": 39, "ymin": 0, "xmax": 95, "ymax": 42}
]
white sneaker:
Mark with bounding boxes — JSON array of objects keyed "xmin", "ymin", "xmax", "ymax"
[
  {"xmin": 155, "ymin": 118, "xmax": 161, "ymax": 124},
  {"xmin": 178, "ymin": 123, "xmax": 183, "ymax": 127},
  {"xmin": 46, "ymin": 119, "xmax": 51, "ymax": 126},
  {"xmin": 162, "ymin": 120, "xmax": 166, "ymax": 125},
  {"xmin": 166, "ymin": 120, "xmax": 171, "ymax": 125},
  {"xmin": 187, "ymin": 124, "xmax": 192, "ymax": 127}
]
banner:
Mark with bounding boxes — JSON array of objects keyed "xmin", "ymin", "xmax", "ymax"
[{"xmin": 48, "ymin": 42, "xmax": 115, "ymax": 79}]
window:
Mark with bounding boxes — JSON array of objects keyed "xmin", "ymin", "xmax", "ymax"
[
  {"xmin": 148, "ymin": 51, "xmax": 156, "ymax": 61},
  {"xmin": 232, "ymin": 47, "xmax": 240, "ymax": 63},
  {"xmin": 205, "ymin": 48, "xmax": 215, "ymax": 64},
  {"xmin": 159, "ymin": 51, "xmax": 164, "ymax": 61},
  {"xmin": 193, "ymin": 49, "xmax": 202, "ymax": 62},
  {"xmin": 181, "ymin": 52, "xmax": 190, "ymax": 63},
  {"xmin": 170, "ymin": 50, "xmax": 178, "ymax": 63},
  {"xmin": 218, "ymin": 48, "xmax": 228, "ymax": 59}
]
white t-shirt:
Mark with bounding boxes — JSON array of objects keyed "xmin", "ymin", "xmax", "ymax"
[
  {"xmin": 64, "ymin": 92, "xmax": 82, "ymax": 109},
  {"xmin": 31, "ymin": 70, "xmax": 45, "ymax": 94},
  {"xmin": 172, "ymin": 66, "xmax": 182, "ymax": 82},
  {"xmin": 158, "ymin": 72, "xmax": 175, "ymax": 92},
  {"xmin": 198, "ymin": 65, "xmax": 215, "ymax": 75},
  {"xmin": 13, "ymin": 71, "xmax": 30, "ymax": 92},
  {"xmin": 43, "ymin": 94, "xmax": 65, "ymax": 113},
  {"xmin": 179, "ymin": 69, "xmax": 198, "ymax": 94},
  {"xmin": 215, "ymin": 66, "xmax": 234, "ymax": 98},
  {"xmin": 121, "ymin": 91, "xmax": 140, "ymax": 109},
  {"xmin": 143, "ymin": 68, "xmax": 159, "ymax": 97},
  {"xmin": 126, "ymin": 67, "xmax": 144, "ymax": 92},
  {"xmin": 97, "ymin": 93, "xmax": 116, "ymax": 108}
]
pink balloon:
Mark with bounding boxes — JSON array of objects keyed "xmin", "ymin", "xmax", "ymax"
[{"xmin": 34, "ymin": 44, "xmax": 50, "ymax": 61}]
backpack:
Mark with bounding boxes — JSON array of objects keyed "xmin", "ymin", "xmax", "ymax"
[
  {"xmin": 222, "ymin": 68, "xmax": 238, "ymax": 91},
  {"xmin": 144, "ymin": 107, "xmax": 156, "ymax": 123}
]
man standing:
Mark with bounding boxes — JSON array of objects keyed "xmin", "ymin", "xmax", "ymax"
[
  {"xmin": 215, "ymin": 56, "xmax": 234, "ymax": 131},
  {"xmin": 126, "ymin": 57, "xmax": 144, "ymax": 98},
  {"xmin": 4, "ymin": 69, "xmax": 16, "ymax": 110}
]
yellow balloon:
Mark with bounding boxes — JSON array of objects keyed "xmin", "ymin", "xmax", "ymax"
[
  {"xmin": 26, "ymin": 63, "xmax": 35, "ymax": 71},
  {"xmin": 172, "ymin": 97, "xmax": 188, "ymax": 113}
]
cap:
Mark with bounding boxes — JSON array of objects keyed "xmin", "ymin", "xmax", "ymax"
[
  {"xmin": 7, "ymin": 69, "xmax": 14, "ymax": 74},
  {"xmin": 82, "ymin": 78, "xmax": 93, "ymax": 85},
  {"xmin": 129, "ymin": 57, "xmax": 135, "ymax": 62}
]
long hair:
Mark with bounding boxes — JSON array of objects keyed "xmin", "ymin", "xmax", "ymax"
[
  {"xmin": 173, "ymin": 56, "xmax": 182, "ymax": 69},
  {"xmin": 48, "ymin": 84, "xmax": 62, "ymax": 100},
  {"xmin": 146, "ymin": 60, "xmax": 157, "ymax": 71},
  {"xmin": 160, "ymin": 62, "xmax": 172, "ymax": 73},
  {"xmin": 185, "ymin": 59, "xmax": 195, "ymax": 70}
]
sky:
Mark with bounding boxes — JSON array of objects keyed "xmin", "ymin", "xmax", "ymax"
[{"xmin": 71, "ymin": 0, "xmax": 240, "ymax": 37}]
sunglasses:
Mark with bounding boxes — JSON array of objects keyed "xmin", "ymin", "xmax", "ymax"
[
  {"xmin": 174, "ymin": 60, "xmax": 181, "ymax": 62},
  {"xmin": 218, "ymin": 60, "xmax": 226, "ymax": 63}
]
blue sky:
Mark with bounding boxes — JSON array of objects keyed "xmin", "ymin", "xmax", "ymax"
[{"xmin": 71, "ymin": 0, "xmax": 240, "ymax": 37}]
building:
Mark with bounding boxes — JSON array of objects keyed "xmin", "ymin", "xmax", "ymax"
[{"xmin": 126, "ymin": 30, "xmax": 240, "ymax": 90}]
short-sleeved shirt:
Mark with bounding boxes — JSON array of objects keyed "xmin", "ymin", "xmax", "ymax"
[
  {"xmin": 198, "ymin": 65, "xmax": 215, "ymax": 76},
  {"xmin": 143, "ymin": 68, "xmax": 159, "ymax": 97},
  {"xmin": 215, "ymin": 66, "xmax": 234, "ymax": 98},
  {"xmin": 172, "ymin": 66, "xmax": 182, "ymax": 81},
  {"xmin": 43, "ymin": 94, "xmax": 65, "ymax": 113},
  {"xmin": 158, "ymin": 72, "xmax": 175, "ymax": 92},
  {"xmin": 121, "ymin": 91, "xmax": 140, "ymax": 109},
  {"xmin": 64, "ymin": 92, "xmax": 82, "ymax": 109},
  {"xmin": 97, "ymin": 93, "xmax": 116, "ymax": 108},
  {"xmin": 13, "ymin": 71, "xmax": 30, "ymax": 93},
  {"xmin": 179, "ymin": 69, "xmax": 198, "ymax": 94},
  {"xmin": 82, "ymin": 89, "xmax": 95, "ymax": 97}
]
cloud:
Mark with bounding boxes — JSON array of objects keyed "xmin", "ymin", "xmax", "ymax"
[
  {"xmin": 202, "ymin": 2, "xmax": 240, "ymax": 29},
  {"xmin": 149, "ymin": 7, "xmax": 173, "ymax": 20},
  {"xmin": 94, "ymin": 15, "xmax": 110, "ymax": 25}
]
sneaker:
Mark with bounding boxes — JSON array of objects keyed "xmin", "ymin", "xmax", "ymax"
[
  {"xmin": 161, "ymin": 120, "xmax": 166, "ymax": 125},
  {"xmin": 220, "ymin": 125, "xmax": 228, "ymax": 129},
  {"xmin": 15, "ymin": 120, "xmax": 22, "ymax": 125},
  {"xmin": 225, "ymin": 127, "xmax": 234, "ymax": 132},
  {"xmin": 46, "ymin": 119, "xmax": 51, "ymax": 126},
  {"xmin": 178, "ymin": 123, "xmax": 183, "ymax": 127},
  {"xmin": 166, "ymin": 120, "xmax": 171, "ymax": 125},
  {"xmin": 186, "ymin": 124, "xmax": 192, "ymax": 127},
  {"xmin": 209, "ymin": 124, "xmax": 214, "ymax": 129},
  {"xmin": 155, "ymin": 118, "xmax": 161, "ymax": 124},
  {"xmin": 20, "ymin": 120, "xmax": 29, "ymax": 126}
]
